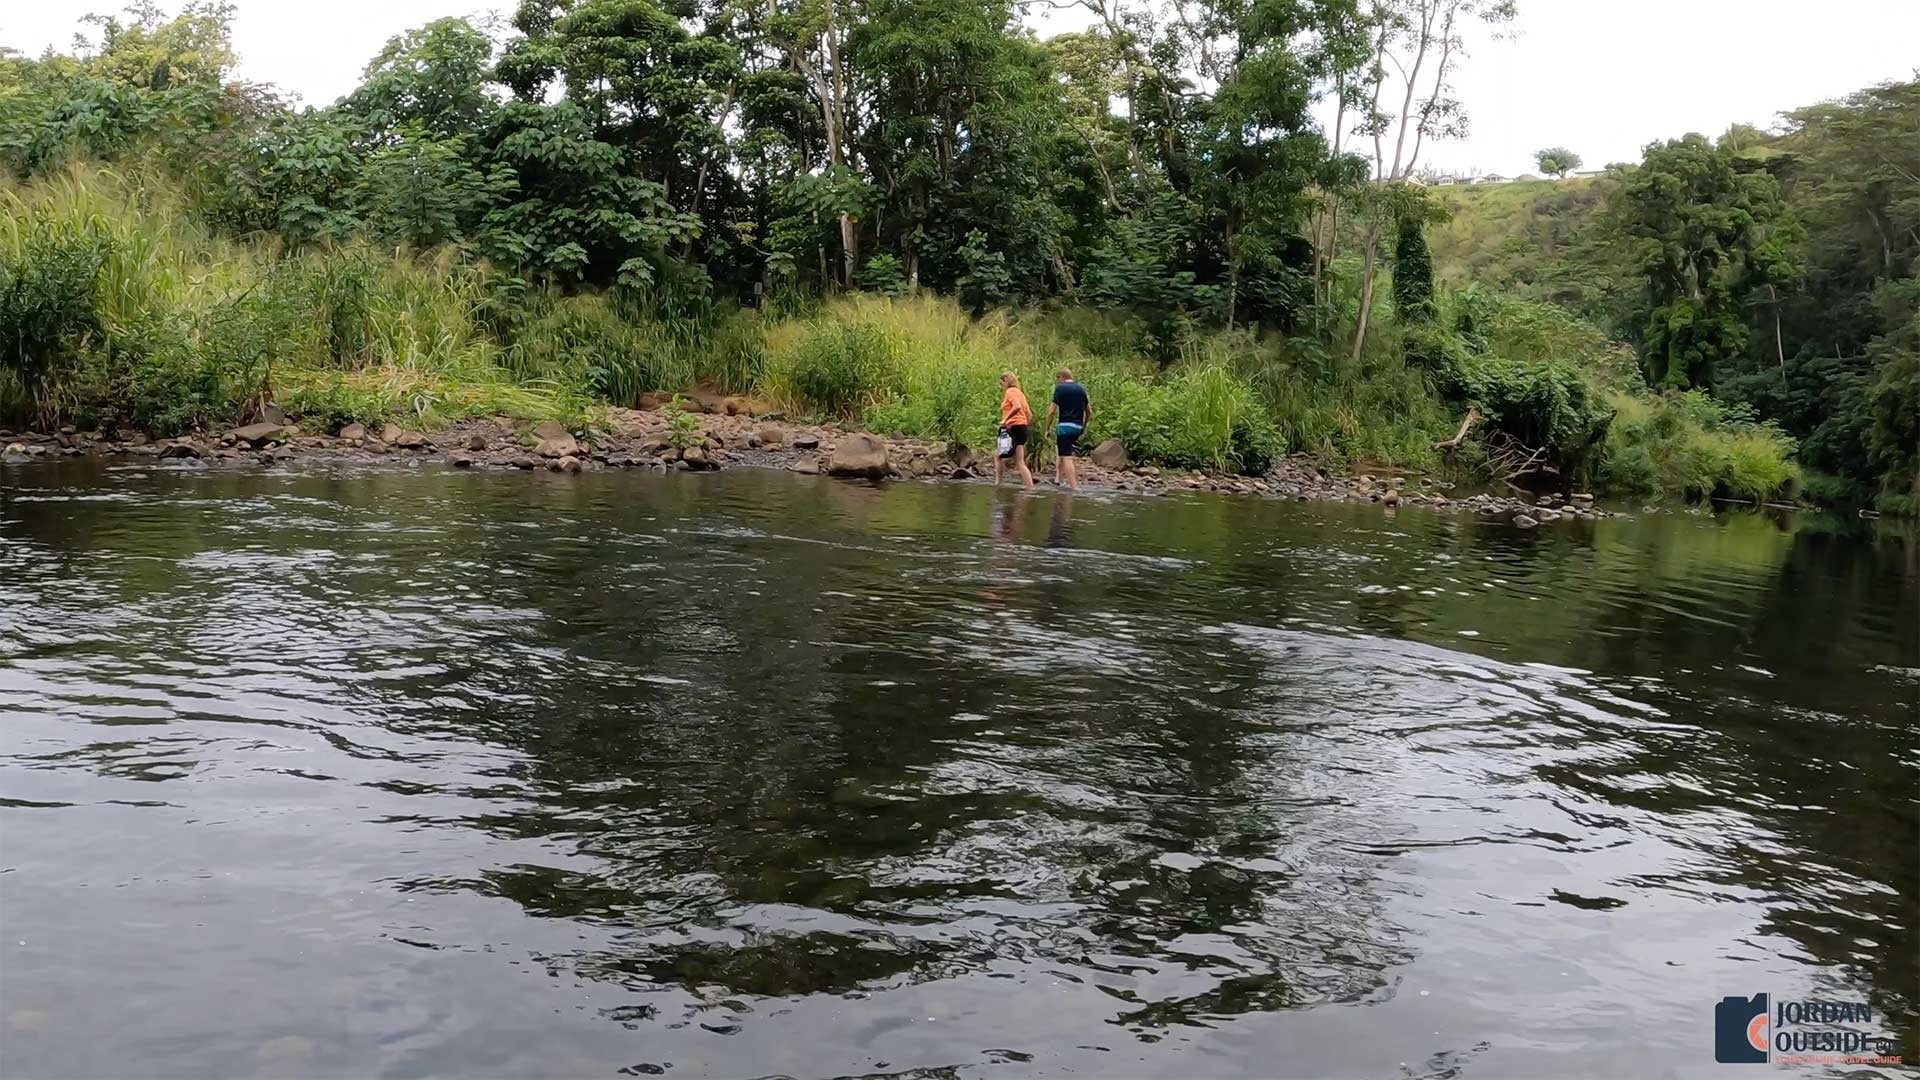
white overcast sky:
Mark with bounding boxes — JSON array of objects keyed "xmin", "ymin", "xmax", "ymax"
[{"xmin": 5, "ymin": 1, "xmax": 1916, "ymax": 175}]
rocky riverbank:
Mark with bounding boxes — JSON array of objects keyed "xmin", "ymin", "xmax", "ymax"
[{"xmin": 0, "ymin": 405, "xmax": 1622, "ymax": 526}]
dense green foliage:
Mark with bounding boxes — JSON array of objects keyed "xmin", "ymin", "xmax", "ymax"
[
  {"xmin": 1533, "ymin": 147, "xmax": 1580, "ymax": 178},
  {"xmin": 1434, "ymin": 81, "xmax": 1918, "ymax": 511},
  {"xmin": 2, "ymin": 1, "xmax": 1866, "ymax": 506}
]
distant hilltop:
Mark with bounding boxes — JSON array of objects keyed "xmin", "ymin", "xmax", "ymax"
[{"xmin": 1419, "ymin": 171, "xmax": 1605, "ymax": 185}]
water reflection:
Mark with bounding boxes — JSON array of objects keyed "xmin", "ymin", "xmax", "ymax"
[{"xmin": 0, "ymin": 461, "xmax": 1913, "ymax": 1078}]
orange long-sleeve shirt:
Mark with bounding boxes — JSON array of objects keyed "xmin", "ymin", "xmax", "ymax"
[{"xmin": 1000, "ymin": 385, "xmax": 1031, "ymax": 427}]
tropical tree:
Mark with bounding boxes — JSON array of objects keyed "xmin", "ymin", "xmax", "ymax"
[
  {"xmin": 1614, "ymin": 133, "xmax": 1785, "ymax": 389},
  {"xmin": 1534, "ymin": 146, "xmax": 1580, "ymax": 177}
]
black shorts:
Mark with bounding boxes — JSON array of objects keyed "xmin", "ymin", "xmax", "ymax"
[
  {"xmin": 999, "ymin": 424, "xmax": 1029, "ymax": 457},
  {"xmin": 1056, "ymin": 424, "xmax": 1084, "ymax": 457}
]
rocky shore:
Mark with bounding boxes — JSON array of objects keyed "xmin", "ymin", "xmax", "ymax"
[{"xmin": 0, "ymin": 403, "xmax": 1622, "ymax": 526}]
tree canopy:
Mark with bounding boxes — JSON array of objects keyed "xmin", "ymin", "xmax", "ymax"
[{"xmin": 1534, "ymin": 146, "xmax": 1580, "ymax": 177}]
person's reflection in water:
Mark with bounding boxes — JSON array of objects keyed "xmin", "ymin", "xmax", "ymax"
[
  {"xmin": 991, "ymin": 490, "xmax": 1029, "ymax": 544},
  {"xmin": 1046, "ymin": 493, "xmax": 1075, "ymax": 549}
]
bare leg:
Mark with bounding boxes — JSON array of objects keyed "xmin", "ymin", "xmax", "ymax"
[
  {"xmin": 1062, "ymin": 454, "xmax": 1077, "ymax": 490},
  {"xmin": 994, "ymin": 451, "xmax": 1003, "ymax": 486},
  {"xmin": 1016, "ymin": 446, "xmax": 1033, "ymax": 489}
]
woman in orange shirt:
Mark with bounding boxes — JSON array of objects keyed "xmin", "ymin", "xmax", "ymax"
[{"xmin": 995, "ymin": 371, "xmax": 1034, "ymax": 489}]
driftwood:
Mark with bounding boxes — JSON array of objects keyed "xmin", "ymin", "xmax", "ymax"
[
  {"xmin": 1484, "ymin": 429, "xmax": 1556, "ymax": 482},
  {"xmin": 1434, "ymin": 407, "xmax": 1480, "ymax": 451}
]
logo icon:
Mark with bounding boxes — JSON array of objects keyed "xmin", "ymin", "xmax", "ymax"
[{"xmin": 1717, "ymin": 994, "xmax": 1770, "ymax": 1063}]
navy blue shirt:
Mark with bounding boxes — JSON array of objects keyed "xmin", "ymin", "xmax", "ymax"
[{"xmin": 1052, "ymin": 381, "xmax": 1089, "ymax": 426}]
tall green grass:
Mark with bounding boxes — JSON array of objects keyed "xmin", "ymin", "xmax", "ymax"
[
  {"xmin": 0, "ymin": 162, "xmax": 585, "ymax": 431},
  {"xmin": 1601, "ymin": 392, "xmax": 1801, "ymax": 502}
]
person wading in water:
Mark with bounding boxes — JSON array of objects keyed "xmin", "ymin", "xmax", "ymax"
[
  {"xmin": 1044, "ymin": 368, "xmax": 1091, "ymax": 490},
  {"xmin": 995, "ymin": 371, "xmax": 1034, "ymax": 489}
]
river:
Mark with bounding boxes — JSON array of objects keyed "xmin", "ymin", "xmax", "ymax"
[{"xmin": 1, "ymin": 461, "xmax": 1914, "ymax": 1078}]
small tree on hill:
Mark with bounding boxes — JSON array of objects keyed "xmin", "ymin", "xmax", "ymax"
[{"xmin": 1535, "ymin": 147, "xmax": 1582, "ymax": 178}]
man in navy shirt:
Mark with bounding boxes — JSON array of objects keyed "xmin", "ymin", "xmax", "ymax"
[{"xmin": 1044, "ymin": 368, "xmax": 1092, "ymax": 490}]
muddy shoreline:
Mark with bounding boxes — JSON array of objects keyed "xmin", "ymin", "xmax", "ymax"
[{"xmin": 0, "ymin": 408, "xmax": 1620, "ymax": 526}]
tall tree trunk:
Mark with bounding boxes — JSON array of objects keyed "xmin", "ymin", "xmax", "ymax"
[
  {"xmin": 1351, "ymin": 221, "xmax": 1382, "ymax": 362},
  {"xmin": 1226, "ymin": 214, "xmax": 1239, "ymax": 329},
  {"xmin": 1769, "ymin": 283, "xmax": 1786, "ymax": 381},
  {"xmin": 1387, "ymin": 5, "xmax": 1434, "ymax": 181},
  {"xmin": 1866, "ymin": 205, "xmax": 1893, "ymax": 277},
  {"xmin": 1404, "ymin": 2, "xmax": 1459, "ymax": 179}
]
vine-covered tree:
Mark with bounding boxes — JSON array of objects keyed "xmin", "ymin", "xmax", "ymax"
[{"xmin": 1615, "ymin": 134, "xmax": 1784, "ymax": 389}]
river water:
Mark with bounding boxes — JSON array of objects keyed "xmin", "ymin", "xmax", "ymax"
[{"xmin": 1, "ymin": 461, "xmax": 1914, "ymax": 1079}]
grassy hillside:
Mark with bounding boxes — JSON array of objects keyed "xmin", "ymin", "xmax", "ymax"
[{"xmin": 1427, "ymin": 178, "xmax": 1636, "ymax": 331}]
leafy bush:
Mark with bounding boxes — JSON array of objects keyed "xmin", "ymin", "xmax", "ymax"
[
  {"xmin": 1462, "ymin": 355, "xmax": 1613, "ymax": 468},
  {"xmin": 857, "ymin": 254, "xmax": 909, "ymax": 297},
  {"xmin": 0, "ymin": 222, "xmax": 110, "ymax": 424},
  {"xmin": 1095, "ymin": 366, "xmax": 1280, "ymax": 474},
  {"xmin": 1600, "ymin": 392, "xmax": 1799, "ymax": 502},
  {"xmin": 663, "ymin": 395, "xmax": 700, "ymax": 449},
  {"xmin": 766, "ymin": 318, "xmax": 896, "ymax": 417}
]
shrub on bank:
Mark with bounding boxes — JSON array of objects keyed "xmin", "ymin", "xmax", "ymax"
[
  {"xmin": 1601, "ymin": 392, "xmax": 1799, "ymax": 502},
  {"xmin": 0, "ymin": 165, "xmax": 584, "ymax": 432}
]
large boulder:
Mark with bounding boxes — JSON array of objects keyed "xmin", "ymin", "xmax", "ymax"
[
  {"xmin": 379, "ymin": 423, "xmax": 404, "ymax": 444},
  {"xmin": 827, "ymin": 433, "xmax": 890, "ymax": 479},
  {"xmin": 338, "ymin": 422, "xmax": 367, "ymax": 441},
  {"xmin": 229, "ymin": 422, "xmax": 288, "ymax": 447},
  {"xmin": 532, "ymin": 420, "xmax": 580, "ymax": 458},
  {"xmin": 1089, "ymin": 438, "xmax": 1128, "ymax": 470}
]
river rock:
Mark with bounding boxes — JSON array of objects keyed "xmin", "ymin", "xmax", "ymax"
[
  {"xmin": 791, "ymin": 457, "xmax": 821, "ymax": 475},
  {"xmin": 638, "ymin": 434, "xmax": 672, "ymax": 453},
  {"xmin": 392, "ymin": 430, "xmax": 431, "ymax": 450},
  {"xmin": 533, "ymin": 420, "xmax": 579, "ymax": 457},
  {"xmin": 159, "ymin": 440, "xmax": 201, "ymax": 459},
  {"xmin": 447, "ymin": 450, "xmax": 475, "ymax": 468},
  {"xmin": 792, "ymin": 433, "xmax": 821, "ymax": 450},
  {"xmin": 1535, "ymin": 508, "xmax": 1562, "ymax": 522},
  {"xmin": 339, "ymin": 422, "xmax": 367, "ymax": 441},
  {"xmin": 548, "ymin": 455, "xmax": 581, "ymax": 473},
  {"xmin": 681, "ymin": 445, "xmax": 711, "ymax": 469},
  {"xmin": 827, "ymin": 433, "xmax": 890, "ymax": 479},
  {"xmin": 755, "ymin": 424, "xmax": 786, "ymax": 447},
  {"xmin": 467, "ymin": 433, "xmax": 488, "ymax": 451},
  {"xmin": 230, "ymin": 422, "xmax": 288, "ymax": 447},
  {"xmin": 1090, "ymin": 439, "xmax": 1127, "ymax": 470},
  {"xmin": 1512, "ymin": 513, "xmax": 1539, "ymax": 528},
  {"xmin": 509, "ymin": 455, "xmax": 536, "ymax": 469},
  {"xmin": 1571, "ymin": 492, "xmax": 1594, "ymax": 503},
  {"xmin": 379, "ymin": 423, "xmax": 404, "ymax": 444},
  {"xmin": 1383, "ymin": 489, "xmax": 1400, "ymax": 506}
]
